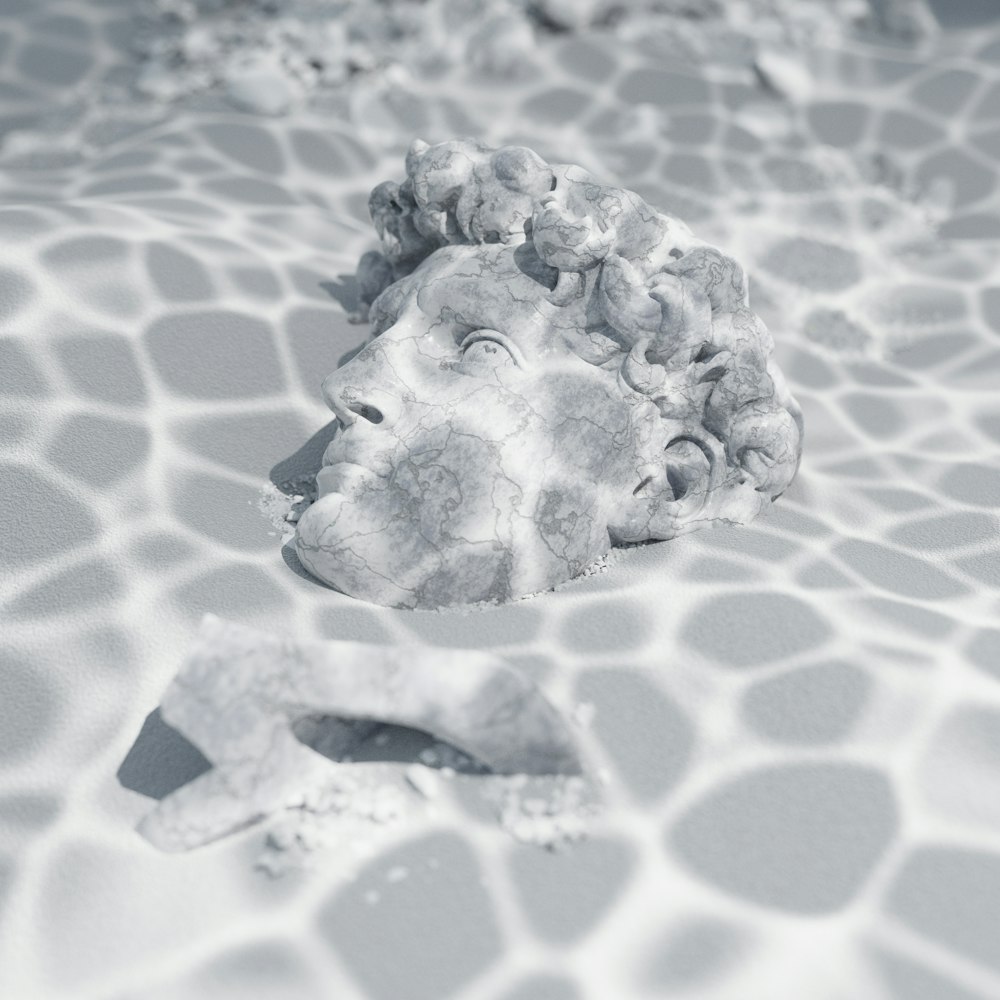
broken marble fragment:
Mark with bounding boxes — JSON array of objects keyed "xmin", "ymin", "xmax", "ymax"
[
  {"xmin": 138, "ymin": 616, "xmax": 582, "ymax": 851},
  {"xmin": 295, "ymin": 139, "xmax": 803, "ymax": 609}
]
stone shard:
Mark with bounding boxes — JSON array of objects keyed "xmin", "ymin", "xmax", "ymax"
[
  {"xmin": 137, "ymin": 616, "xmax": 583, "ymax": 851},
  {"xmin": 294, "ymin": 139, "xmax": 803, "ymax": 609}
]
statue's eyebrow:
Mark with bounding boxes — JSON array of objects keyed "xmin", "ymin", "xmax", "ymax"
[{"xmin": 418, "ymin": 302, "xmax": 477, "ymax": 346}]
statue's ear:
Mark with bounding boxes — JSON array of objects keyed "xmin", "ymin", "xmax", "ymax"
[
  {"xmin": 607, "ymin": 338, "xmax": 723, "ymax": 542},
  {"xmin": 608, "ymin": 424, "xmax": 729, "ymax": 543},
  {"xmin": 607, "ymin": 336, "xmax": 785, "ymax": 543}
]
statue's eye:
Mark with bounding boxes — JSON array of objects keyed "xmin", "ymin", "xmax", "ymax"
[{"xmin": 459, "ymin": 330, "xmax": 518, "ymax": 369}]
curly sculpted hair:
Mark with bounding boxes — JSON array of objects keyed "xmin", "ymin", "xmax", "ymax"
[{"xmin": 355, "ymin": 139, "xmax": 803, "ymax": 543}]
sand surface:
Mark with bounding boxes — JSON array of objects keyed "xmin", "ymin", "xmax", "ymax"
[{"xmin": 2, "ymin": 1, "xmax": 1000, "ymax": 997}]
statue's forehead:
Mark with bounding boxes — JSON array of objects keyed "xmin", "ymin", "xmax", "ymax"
[
  {"xmin": 408, "ymin": 243, "xmax": 568, "ymax": 327},
  {"xmin": 412, "ymin": 242, "xmax": 545, "ymax": 286}
]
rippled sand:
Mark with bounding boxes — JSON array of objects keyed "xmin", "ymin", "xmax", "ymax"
[{"xmin": 2, "ymin": 1, "xmax": 1000, "ymax": 998}]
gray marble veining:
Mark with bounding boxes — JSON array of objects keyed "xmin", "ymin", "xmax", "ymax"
[{"xmin": 295, "ymin": 139, "xmax": 803, "ymax": 608}]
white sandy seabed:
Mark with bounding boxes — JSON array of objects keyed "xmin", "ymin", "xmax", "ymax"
[{"xmin": 3, "ymin": 1, "xmax": 1000, "ymax": 998}]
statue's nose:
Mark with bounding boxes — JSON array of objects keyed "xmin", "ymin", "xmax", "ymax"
[{"xmin": 321, "ymin": 349, "xmax": 402, "ymax": 429}]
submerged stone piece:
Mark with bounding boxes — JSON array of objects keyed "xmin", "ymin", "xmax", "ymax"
[
  {"xmin": 295, "ymin": 139, "xmax": 803, "ymax": 609},
  {"xmin": 138, "ymin": 616, "xmax": 582, "ymax": 851}
]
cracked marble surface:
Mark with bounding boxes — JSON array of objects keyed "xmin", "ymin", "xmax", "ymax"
[{"xmin": 295, "ymin": 139, "xmax": 803, "ymax": 608}]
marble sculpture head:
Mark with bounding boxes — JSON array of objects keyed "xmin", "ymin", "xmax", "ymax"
[{"xmin": 295, "ymin": 139, "xmax": 803, "ymax": 609}]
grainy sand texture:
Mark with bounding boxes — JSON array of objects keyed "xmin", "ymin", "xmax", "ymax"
[{"xmin": 2, "ymin": 1, "xmax": 1000, "ymax": 998}]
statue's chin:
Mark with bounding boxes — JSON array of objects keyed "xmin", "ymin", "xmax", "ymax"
[
  {"xmin": 293, "ymin": 493, "xmax": 603, "ymax": 610},
  {"xmin": 294, "ymin": 496, "xmax": 448, "ymax": 609},
  {"xmin": 293, "ymin": 497, "xmax": 400, "ymax": 606}
]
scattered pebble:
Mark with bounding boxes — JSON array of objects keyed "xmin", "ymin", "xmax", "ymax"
[{"xmin": 385, "ymin": 865, "xmax": 409, "ymax": 883}]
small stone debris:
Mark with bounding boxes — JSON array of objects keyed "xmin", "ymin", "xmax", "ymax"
[{"xmin": 404, "ymin": 764, "xmax": 440, "ymax": 799}]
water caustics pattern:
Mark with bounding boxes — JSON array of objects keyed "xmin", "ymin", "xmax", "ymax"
[{"xmin": 2, "ymin": 0, "xmax": 1000, "ymax": 997}]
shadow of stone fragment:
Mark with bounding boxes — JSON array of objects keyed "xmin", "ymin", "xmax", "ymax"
[
  {"xmin": 118, "ymin": 711, "xmax": 485, "ymax": 810},
  {"xmin": 117, "ymin": 708, "xmax": 211, "ymax": 801},
  {"xmin": 294, "ymin": 716, "xmax": 489, "ymax": 774}
]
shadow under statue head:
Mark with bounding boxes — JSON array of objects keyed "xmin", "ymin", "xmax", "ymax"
[{"xmin": 295, "ymin": 138, "xmax": 803, "ymax": 610}]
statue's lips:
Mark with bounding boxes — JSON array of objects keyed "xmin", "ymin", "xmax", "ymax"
[{"xmin": 315, "ymin": 461, "xmax": 379, "ymax": 499}]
